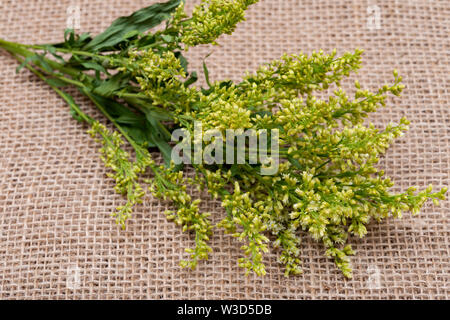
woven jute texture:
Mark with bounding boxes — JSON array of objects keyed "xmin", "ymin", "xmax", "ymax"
[{"xmin": 0, "ymin": 0, "xmax": 448, "ymax": 299}]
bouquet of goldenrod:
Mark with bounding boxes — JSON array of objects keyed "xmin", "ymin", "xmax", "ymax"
[{"xmin": 0, "ymin": 0, "xmax": 446, "ymax": 278}]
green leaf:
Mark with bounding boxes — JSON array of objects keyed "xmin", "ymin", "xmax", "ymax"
[
  {"xmin": 174, "ymin": 51, "xmax": 188, "ymax": 72},
  {"xmin": 145, "ymin": 112, "xmax": 171, "ymax": 140},
  {"xmin": 124, "ymin": 124, "xmax": 155, "ymax": 147},
  {"xmin": 161, "ymin": 34, "xmax": 174, "ymax": 43},
  {"xmin": 122, "ymin": 30, "xmax": 141, "ymax": 40},
  {"xmin": 43, "ymin": 45, "xmax": 65, "ymax": 63},
  {"xmin": 201, "ymin": 52, "xmax": 214, "ymax": 88},
  {"xmin": 135, "ymin": 34, "xmax": 157, "ymax": 48},
  {"xmin": 64, "ymin": 29, "xmax": 75, "ymax": 43},
  {"xmin": 90, "ymin": 93, "xmax": 142, "ymax": 125},
  {"xmin": 174, "ymin": 51, "xmax": 199, "ymax": 87},
  {"xmin": 35, "ymin": 54, "xmax": 53, "ymax": 73},
  {"xmin": 149, "ymin": 126, "xmax": 173, "ymax": 165},
  {"xmin": 59, "ymin": 29, "xmax": 92, "ymax": 49},
  {"xmin": 114, "ymin": 114, "xmax": 142, "ymax": 125},
  {"xmin": 15, "ymin": 52, "xmax": 52, "ymax": 74},
  {"xmin": 83, "ymin": 0, "xmax": 182, "ymax": 52},
  {"xmin": 77, "ymin": 33, "xmax": 92, "ymax": 44},
  {"xmin": 230, "ymin": 164, "xmax": 241, "ymax": 177},
  {"xmin": 17, "ymin": 52, "xmax": 53, "ymax": 73},
  {"xmin": 144, "ymin": 108, "xmax": 173, "ymax": 122}
]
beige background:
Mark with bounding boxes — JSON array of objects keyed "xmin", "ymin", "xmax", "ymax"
[{"xmin": 0, "ymin": 0, "xmax": 448, "ymax": 299}]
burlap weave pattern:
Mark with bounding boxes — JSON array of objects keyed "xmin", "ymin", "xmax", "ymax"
[{"xmin": 0, "ymin": 0, "xmax": 448, "ymax": 299}]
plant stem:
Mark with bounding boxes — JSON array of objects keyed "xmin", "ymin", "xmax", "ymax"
[{"xmin": 0, "ymin": 38, "xmax": 84, "ymax": 79}]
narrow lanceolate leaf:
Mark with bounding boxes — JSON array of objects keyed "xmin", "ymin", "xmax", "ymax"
[
  {"xmin": 80, "ymin": 61, "xmax": 108, "ymax": 74},
  {"xmin": 175, "ymin": 51, "xmax": 189, "ymax": 73},
  {"xmin": 16, "ymin": 53, "xmax": 53, "ymax": 73},
  {"xmin": 55, "ymin": 29, "xmax": 92, "ymax": 49},
  {"xmin": 83, "ymin": 0, "xmax": 182, "ymax": 52}
]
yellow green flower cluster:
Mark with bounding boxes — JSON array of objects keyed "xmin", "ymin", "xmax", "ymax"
[
  {"xmin": 122, "ymin": 44, "xmax": 446, "ymax": 277},
  {"xmin": 148, "ymin": 162, "xmax": 213, "ymax": 268},
  {"xmin": 87, "ymin": 121, "xmax": 148, "ymax": 229}
]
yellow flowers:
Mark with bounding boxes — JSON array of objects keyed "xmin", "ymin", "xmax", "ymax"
[{"xmin": 180, "ymin": 0, "xmax": 260, "ymax": 47}]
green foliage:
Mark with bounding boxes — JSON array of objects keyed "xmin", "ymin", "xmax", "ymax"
[
  {"xmin": 148, "ymin": 162, "xmax": 213, "ymax": 268},
  {"xmin": 178, "ymin": 0, "xmax": 259, "ymax": 46},
  {"xmin": 84, "ymin": 0, "xmax": 182, "ymax": 51}
]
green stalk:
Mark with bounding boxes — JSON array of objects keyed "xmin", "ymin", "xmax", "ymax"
[
  {"xmin": 0, "ymin": 38, "xmax": 180, "ymax": 121},
  {"xmin": 0, "ymin": 38, "xmax": 117, "ymax": 65},
  {"xmin": 0, "ymin": 38, "xmax": 82, "ymax": 78},
  {"xmin": 9, "ymin": 52, "xmax": 92, "ymax": 124}
]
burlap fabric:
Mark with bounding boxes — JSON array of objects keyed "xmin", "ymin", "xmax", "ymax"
[{"xmin": 0, "ymin": 0, "xmax": 448, "ymax": 299}]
